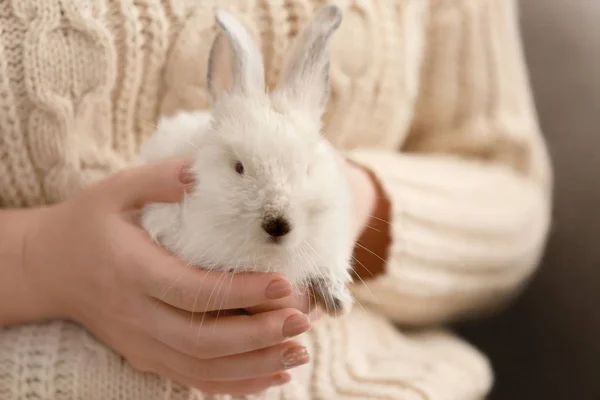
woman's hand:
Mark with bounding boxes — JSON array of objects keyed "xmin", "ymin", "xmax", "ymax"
[
  {"xmin": 343, "ymin": 156, "xmax": 378, "ymax": 242},
  {"xmin": 21, "ymin": 158, "xmax": 311, "ymax": 395}
]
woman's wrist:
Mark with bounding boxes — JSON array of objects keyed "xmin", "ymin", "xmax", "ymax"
[
  {"xmin": 344, "ymin": 158, "xmax": 392, "ymax": 281},
  {"xmin": 0, "ymin": 207, "xmax": 58, "ymax": 325},
  {"xmin": 344, "ymin": 160, "xmax": 377, "ymax": 240}
]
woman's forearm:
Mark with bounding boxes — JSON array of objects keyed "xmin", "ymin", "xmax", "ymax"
[
  {"xmin": 0, "ymin": 208, "xmax": 52, "ymax": 326},
  {"xmin": 345, "ymin": 150, "xmax": 551, "ymax": 325}
]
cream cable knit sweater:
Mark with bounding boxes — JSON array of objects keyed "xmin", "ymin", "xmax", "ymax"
[{"xmin": 0, "ymin": 0, "xmax": 552, "ymax": 399}]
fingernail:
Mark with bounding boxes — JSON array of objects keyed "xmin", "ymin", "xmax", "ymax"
[
  {"xmin": 272, "ymin": 372, "xmax": 291, "ymax": 386},
  {"xmin": 282, "ymin": 346, "xmax": 310, "ymax": 368},
  {"xmin": 266, "ymin": 279, "xmax": 293, "ymax": 300},
  {"xmin": 282, "ymin": 313, "xmax": 310, "ymax": 338},
  {"xmin": 178, "ymin": 166, "xmax": 195, "ymax": 185}
]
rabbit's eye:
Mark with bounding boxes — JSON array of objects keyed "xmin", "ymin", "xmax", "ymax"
[{"xmin": 234, "ymin": 161, "xmax": 244, "ymax": 175}]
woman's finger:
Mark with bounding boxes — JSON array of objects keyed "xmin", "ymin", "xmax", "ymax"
[
  {"xmin": 245, "ymin": 287, "xmax": 325, "ymax": 322},
  {"xmin": 128, "ymin": 335, "xmax": 291, "ymax": 395},
  {"xmin": 137, "ymin": 241, "xmax": 293, "ymax": 312},
  {"xmin": 91, "ymin": 157, "xmax": 190, "ymax": 212},
  {"xmin": 246, "ymin": 287, "xmax": 313, "ymax": 314},
  {"xmin": 167, "ymin": 368, "xmax": 290, "ymax": 396},
  {"xmin": 149, "ymin": 301, "xmax": 310, "ymax": 359},
  {"xmin": 160, "ymin": 338, "xmax": 309, "ymax": 381}
]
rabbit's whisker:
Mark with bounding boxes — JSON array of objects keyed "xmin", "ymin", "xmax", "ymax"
[{"xmin": 354, "ymin": 242, "xmax": 388, "ymax": 265}]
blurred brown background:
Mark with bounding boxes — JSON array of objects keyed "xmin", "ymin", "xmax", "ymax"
[{"xmin": 456, "ymin": 1, "xmax": 600, "ymax": 399}]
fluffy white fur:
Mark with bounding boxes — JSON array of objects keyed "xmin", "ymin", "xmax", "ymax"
[{"xmin": 138, "ymin": 5, "xmax": 354, "ymax": 316}]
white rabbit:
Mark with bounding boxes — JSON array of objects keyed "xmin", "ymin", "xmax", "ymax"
[{"xmin": 138, "ymin": 4, "xmax": 354, "ymax": 316}]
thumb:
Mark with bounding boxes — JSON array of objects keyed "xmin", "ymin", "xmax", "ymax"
[{"xmin": 93, "ymin": 158, "xmax": 193, "ymax": 211}]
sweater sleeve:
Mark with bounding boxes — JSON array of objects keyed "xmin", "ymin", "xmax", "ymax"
[{"xmin": 345, "ymin": 0, "xmax": 553, "ymax": 326}]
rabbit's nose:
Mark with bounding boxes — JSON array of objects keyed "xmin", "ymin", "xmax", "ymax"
[{"xmin": 262, "ymin": 217, "xmax": 292, "ymax": 238}]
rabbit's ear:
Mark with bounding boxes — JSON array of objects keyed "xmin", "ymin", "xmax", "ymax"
[
  {"xmin": 207, "ymin": 10, "xmax": 265, "ymax": 102},
  {"xmin": 275, "ymin": 5, "xmax": 342, "ymax": 115}
]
